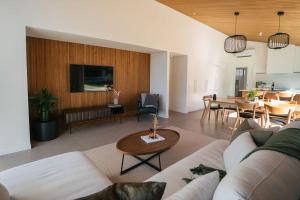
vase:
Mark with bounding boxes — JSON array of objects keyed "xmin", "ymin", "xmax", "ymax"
[{"xmin": 113, "ymin": 98, "xmax": 119, "ymax": 105}]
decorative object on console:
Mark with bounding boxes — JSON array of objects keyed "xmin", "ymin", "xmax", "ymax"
[
  {"xmin": 112, "ymin": 89, "xmax": 121, "ymax": 105},
  {"xmin": 29, "ymin": 88, "xmax": 58, "ymax": 141},
  {"xmin": 224, "ymin": 12, "xmax": 247, "ymax": 53},
  {"xmin": 268, "ymin": 11, "xmax": 290, "ymax": 49}
]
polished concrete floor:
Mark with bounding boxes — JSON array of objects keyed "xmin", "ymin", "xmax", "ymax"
[{"xmin": 0, "ymin": 110, "xmax": 233, "ymax": 171}]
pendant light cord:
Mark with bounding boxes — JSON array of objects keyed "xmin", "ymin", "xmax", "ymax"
[
  {"xmin": 235, "ymin": 14, "xmax": 237, "ymax": 34},
  {"xmin": 278, "ymin": 14, "xmax": 281, "ymax": 32}
]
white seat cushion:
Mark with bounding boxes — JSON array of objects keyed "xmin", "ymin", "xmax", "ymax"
[
  {"xmin": 223, "ymin": 132, "xmax": 257, "ymax": 172},
  {"xmin": 146, "ymin": 140, "xmax": 229, "ymax": 199},
  {"xmin": 0, "ymin": 152, "xmax": 112, "ymax": 200},
  {"xmin": 165, "ymin": 171, "xmax": 219, "ymax": 200},
  {"xmin": 214, "ymin": 150, "xmax": 300, "ymax": 200}
]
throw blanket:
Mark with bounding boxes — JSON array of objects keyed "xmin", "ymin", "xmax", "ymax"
[
  {"xmin": 182, "ymin": 164, "xmax": 226, "ymax": 183},
  {"xmin": 244, "ymin": 128, "xmax": 300, "ymax": 161}
]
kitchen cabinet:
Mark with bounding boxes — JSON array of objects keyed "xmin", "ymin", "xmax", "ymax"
[
  {"xmin": 267, "ymin": 44, "xmax": 295, "ymax": 74},
  {"xmin": 294, "ymin": 46, "xmax": 300, "ymax": 73}
]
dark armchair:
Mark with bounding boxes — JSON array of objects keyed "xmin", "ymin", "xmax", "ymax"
[{"xmin": 137, "ymin": 93, "xmax": 159, "ymax": 121}]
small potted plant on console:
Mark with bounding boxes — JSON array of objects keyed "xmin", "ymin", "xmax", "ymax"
[{"xmin": 30, "ymin": 88, "xmax": 58, "ymax": 141}]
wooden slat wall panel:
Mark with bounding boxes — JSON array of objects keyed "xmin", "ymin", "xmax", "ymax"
[{"xmin": 26, "ymin": 37, "xmax": 150, "ymax": 116}]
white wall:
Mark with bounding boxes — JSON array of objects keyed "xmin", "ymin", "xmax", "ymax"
[
  {"xmin": 223, "ymin": 41, "xmax": 268, "ymax": 95},
  {"xmin": 0, "ymin": 2, "xmax": 31, "ymax": 155},
  {"xmin": 243, "ymin": 42, "xmax": 300, "ymax": 90},
  {"xmin": 169, "ymin": 55, "xmax": 188, "ymax": 113},
  {"xmin": 0, "ymin": 0, "xmax": 232, "ymax": 154},
  {"xmin": 226, "ymin": 41, "xmax": 300, "ymax": 93},
  {"xmin": 150, "ymin": 52, "xmax": 170, "ymax": 118}
]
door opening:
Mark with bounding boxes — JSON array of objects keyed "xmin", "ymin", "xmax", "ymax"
[{"xmin": 235, "ymin": 68, "xmax": 247, "ymax": 97}]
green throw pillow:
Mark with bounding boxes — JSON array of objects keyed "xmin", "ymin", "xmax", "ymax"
[
  {"xmin": 230, "ymin": 119, "xmax": 261, "ymax": 142},
  {"xmin": 75, "ymin": 182, "xmax": 166, "ymax": 200},
  {"xmin": 249, "ymin": 129, "xmax": 274, "ymax": 146}
]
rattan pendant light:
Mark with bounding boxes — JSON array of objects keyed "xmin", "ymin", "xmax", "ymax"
[
  {"xmin": 268, "ymin": 11, "xmax": 290, "ymax": 49},
  {"xmin": 224, "ymin": 12, "xmax": 247, "ymax": 53}
]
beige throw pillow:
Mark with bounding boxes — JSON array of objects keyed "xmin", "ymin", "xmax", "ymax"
[
  {"xmin": 223, "ymin": 132, "xmax": 257, "ymax": 172},
  {"xmin": 165, "ymin": 171, "xmax": 219, "ymax": 200}
]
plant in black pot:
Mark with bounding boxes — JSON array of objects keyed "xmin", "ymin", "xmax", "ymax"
[{"xmin": 30, "ymin": 88, "xmax": 58, "ymax": 141}]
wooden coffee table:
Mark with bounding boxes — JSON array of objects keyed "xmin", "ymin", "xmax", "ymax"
[{"xmin": 116, "ymin": 129, "xmax": 180, "ymax": 175}]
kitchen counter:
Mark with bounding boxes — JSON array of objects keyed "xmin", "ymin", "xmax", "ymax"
[{"xmin": 240, "ymin": 89, "xmax": 300, "ymax": 97}]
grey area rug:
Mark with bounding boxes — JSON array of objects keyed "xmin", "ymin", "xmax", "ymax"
[{"xmin": 84, "ymin": 126, "xmax": 215, "ymax": 182}]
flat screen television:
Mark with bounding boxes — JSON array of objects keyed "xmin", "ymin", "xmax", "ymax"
[{"xmin": 70, "ymin": 64, "xmax": 113, "ymax": 92}]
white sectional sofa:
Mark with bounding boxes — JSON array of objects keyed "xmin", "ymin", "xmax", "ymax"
[
  {"xmin": 0, "ymin": 152, "xmax": 112, "ymax": 200},
  {"xmin": 0, "ymin": 136, "xmax": 299, "ymax": 200}
]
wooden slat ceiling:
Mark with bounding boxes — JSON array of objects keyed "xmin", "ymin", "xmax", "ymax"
[{"xmin": 157, "ymin": 0, "xmax": 300, "ymax": 45}]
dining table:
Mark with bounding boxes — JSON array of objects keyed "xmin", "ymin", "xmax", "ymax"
[{"xmin": 202, "ymin": 97, "xmax": 300, "ymax": 126}]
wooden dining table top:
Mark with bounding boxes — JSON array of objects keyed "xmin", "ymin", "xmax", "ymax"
[{"xmin": 210, "ymin": 98, "xmax": 300, "ymax": 111}]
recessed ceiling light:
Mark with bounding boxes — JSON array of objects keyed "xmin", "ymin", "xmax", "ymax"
[{"xmin": 259, "ymin": 32, "xmax": 263, "ymax": 36}]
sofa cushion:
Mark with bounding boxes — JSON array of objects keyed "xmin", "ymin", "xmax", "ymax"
[
  {"xmin": 165, "ymin": 171, "xmax": 219, "ymax": 200},
  {"xmin": 249, "ymin": 129, "xmax": 273, "ymax": 146},
  {"xmin": 223, "ymin": 132, "xmax": 257, "ymax": 172},
  {"xmin": 231, "ymin": 119, "xmax": 280, "ymax": 142},
  {"xmin": 0, "ymin": 183, "xmax": 9, "ymax": 200},
  {"xmin": 146, "ymin": 140, "xmax": 229, "ymax": 199},
  {"xmin": 213, "ymin": 150, "xmax": 300, "ymax": 200},
  {"xmin": 231, "ymin": 119, "xmax": 261, "ymax": 142},
  {"xmin": 76, "ymin": 182, "xmax": 166, "ymax": 200},
  {"xmin": 0, "ymin": 152, "xmax": 112, "ymax": 200}
]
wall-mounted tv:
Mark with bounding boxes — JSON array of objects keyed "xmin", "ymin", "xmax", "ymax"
[{"xmin": 70, "ymin": 64, "xmax": 113, "ymax": 92}]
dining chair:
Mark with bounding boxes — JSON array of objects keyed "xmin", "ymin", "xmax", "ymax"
[
  {"xmin": 222, "ymin": 96, "xmax": 244, "ymax": 122},
  {"xmin": 294, "ymin": 94, "xmax": 300, "ymax": 104},
  {"xmin": 200, "ymin": 95, "xmax": 222, "ymax": 122},
  {"xmin": 293, "ymin": 94, "xmax": 300, "ymax": 120},
  {"xmin": 276, "ymin": 91, "xmax": 294, "ymax": 101},
  {"xmin": 232, "ymin": 100, "xmax": 262, "ymax": 133},
  {"xmin": 264, "ymin": 103, "xmax": 295, "ymax": 128},
  {"xmin": 263, "ymin": 92, "xmax": 279, "ymax": 102}
]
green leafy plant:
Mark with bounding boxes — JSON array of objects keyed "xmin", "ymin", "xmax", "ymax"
[
  {"xmin": 247, "ymin": 90, "xmax": 258, "ymax": 101},
  {"xmin": 29, "ymin": 88, "xmax": 57, "ymax": 122}
]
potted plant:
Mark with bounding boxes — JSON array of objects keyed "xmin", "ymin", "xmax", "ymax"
[
  {"xmin": 29, "ymin": 88, "xmax": 58, "ymax": 141},
  {"xmin": 247, "ymin": 90, "xmax": 258, "ymax": 101}
]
